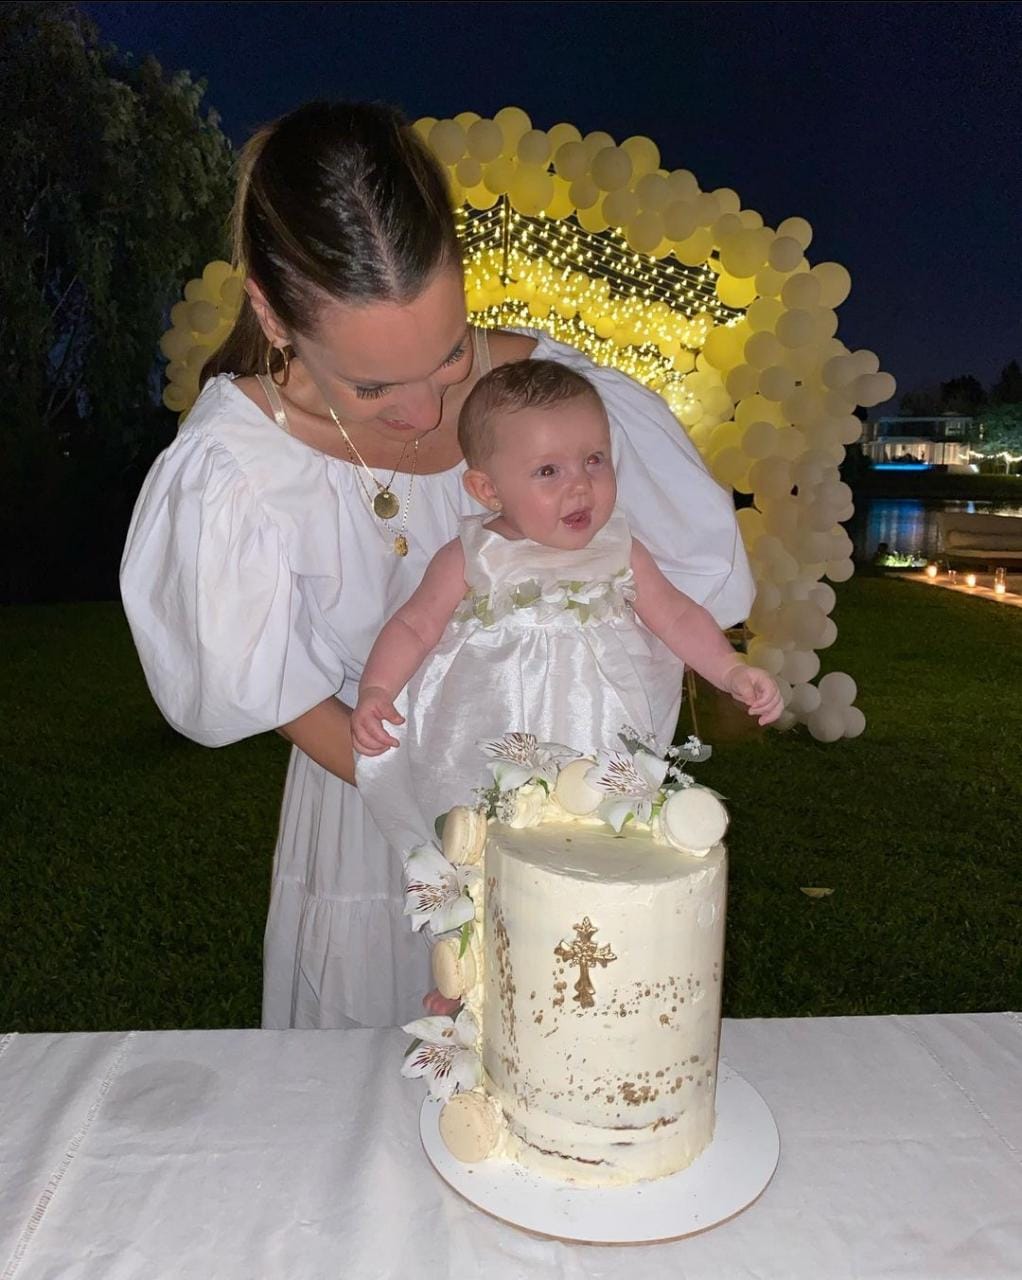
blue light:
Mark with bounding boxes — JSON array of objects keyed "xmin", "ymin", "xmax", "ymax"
[{"xmin": 873, "ymin": 463, "xmax": 933, "ymax": 471}]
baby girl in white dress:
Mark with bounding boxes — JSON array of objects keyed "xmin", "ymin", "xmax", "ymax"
[{"xmin": 353, "ymin": 360, "xmax": 782, "ymax": 831}]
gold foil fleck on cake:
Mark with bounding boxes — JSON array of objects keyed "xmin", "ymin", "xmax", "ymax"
[{"xmin": 553, "ymin": 917, "xmax": 617, "ymax": 1009}]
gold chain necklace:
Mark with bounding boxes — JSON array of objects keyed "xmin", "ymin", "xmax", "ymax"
[
  {"xmin": 328, "ymin": 408, "xmax": 411, "ymax": 520},
  {"xmin": 329, "ymin": 409, "xmax": 419, "ymax": 556}
]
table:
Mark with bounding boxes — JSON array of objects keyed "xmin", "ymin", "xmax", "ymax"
[{"xmin": 1, "ymin": 1014, "xmax": 1020, "ymax": 1279}]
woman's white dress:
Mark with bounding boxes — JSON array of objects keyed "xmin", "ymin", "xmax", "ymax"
[
  {"xmin": 356, "ymin": 509, "xmax": 684, "ymax": 857},
  {"xmin": 119, "ymin": 330, "xmax": 754, "ymax": 1029}
]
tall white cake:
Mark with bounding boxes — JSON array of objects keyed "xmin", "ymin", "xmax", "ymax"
[
  {"xmin": 399, "ymin": 733, "xmax": 730, "ymax": 1188},
  {"xmin": 482, "ymin": 821, "xmax": 726, "ymax": 1185}
]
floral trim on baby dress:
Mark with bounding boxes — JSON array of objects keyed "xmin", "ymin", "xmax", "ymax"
[{"xmin": 455, "ymin": 567, "xmax": 636, "ymax": 628}]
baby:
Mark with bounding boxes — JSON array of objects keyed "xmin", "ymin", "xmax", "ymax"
[{"xmin": 353, "ymin": 359, "xmax": 781, "ymax": 763}]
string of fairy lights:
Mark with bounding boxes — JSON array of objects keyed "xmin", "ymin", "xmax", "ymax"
[{"xmin": 456, "ymin": 200, "xmax": 742, "ymax": 403}]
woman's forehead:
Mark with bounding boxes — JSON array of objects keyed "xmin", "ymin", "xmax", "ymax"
[{"xmin": 308, "ymin": 268, "xmax": 468, "ymax": 384}]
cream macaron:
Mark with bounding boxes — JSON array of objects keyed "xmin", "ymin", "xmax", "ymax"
[
  {"xmin": 439, "ymin": 1090, "xmax": 501, "ymax": 1163},
  {"xmin": 553, "ymin": 757, "xmax": 603, "ymax": 816},
  {"xmin": 431, "ymin": 936, "xmax": 478, "ymax": 1000},
  {"xmin": 441, "ymin": 805, "xmax": 488, "ymax": 865},
  {"xmin": 659, "ymin": 785, "xmax": 729, "ymax": 855}
]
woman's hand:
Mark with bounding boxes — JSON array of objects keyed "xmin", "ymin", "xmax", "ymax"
[
  {"xmin": 725, "ymin": 665, "xmax": 785, "ymax": 726},
  {"xmin": 351, "ymin": 686, "xmax": 405, "ymax": 755}
]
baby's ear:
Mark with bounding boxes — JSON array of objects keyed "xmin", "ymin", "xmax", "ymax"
[{"xmin": 462, "ymin": 468, "xmax": 500, "ymax": 511}]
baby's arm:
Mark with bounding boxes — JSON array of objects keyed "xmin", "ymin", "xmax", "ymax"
[
  {"xmin": 353, "ymin": 539, "xmax": 468, "ymax": 755},
  {"xmin": 630, "ymin": 539, "xmax": 784, "ymax": 726}
]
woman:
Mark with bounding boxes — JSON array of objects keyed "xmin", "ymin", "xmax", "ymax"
[{"xmin": 120, "ymin": 100, "xmax": 754, "ymax": 1030}]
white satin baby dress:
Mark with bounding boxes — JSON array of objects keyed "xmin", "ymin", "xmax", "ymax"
[{"xmin": 357, "ymin": 508, "xmax": 684, "ymax": 853}]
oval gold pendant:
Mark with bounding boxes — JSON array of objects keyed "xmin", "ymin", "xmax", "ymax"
[
  {"xmin": 393, "ymin": 535, "xmax": 409, "ymax": 557},
  {"xmin": 373, "ymin": 489, "xmax": 400, "ymax": 520}
]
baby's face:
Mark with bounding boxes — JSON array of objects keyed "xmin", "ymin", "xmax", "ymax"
[{"xmin": 482, "ymin": 396, "xmax": 617, "ymax": 549}]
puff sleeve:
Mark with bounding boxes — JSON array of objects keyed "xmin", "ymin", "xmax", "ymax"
[{"xmin": 119, "ymin": 430, "xmax": 346, "ymax": 747}]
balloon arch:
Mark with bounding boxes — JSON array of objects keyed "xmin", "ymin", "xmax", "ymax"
[{"xmin": 160, "ymin": 106, "xmax": 895, "ymax": 741}]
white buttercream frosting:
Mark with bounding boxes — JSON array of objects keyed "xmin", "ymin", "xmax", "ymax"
[{"xmin": 481, "ymin": 820, "xmax": 726, "ymax": 1185}]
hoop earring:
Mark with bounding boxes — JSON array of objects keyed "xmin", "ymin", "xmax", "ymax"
[{"xmin": 264, "ymin": 343, "xmax": 292, "ymax": 388}]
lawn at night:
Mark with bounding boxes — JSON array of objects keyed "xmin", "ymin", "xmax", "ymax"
[{"xmin": 3, "ymin": 575, "xmax": 1018, "ymax": 1031}]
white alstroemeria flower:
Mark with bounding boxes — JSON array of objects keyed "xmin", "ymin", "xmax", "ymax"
[
  {"xmin": 401, "ymin": 1008, "xmax": 482, "ymax": 1100},
  {"xmin": 540, "ymin": 582, "xmax": 570, "ymax": 607},
  {"xmin": 478, "ymin": 732, "xmax": 579, "ymax": 792},
  {"xmin": 403, "ymin": 844, "xmax": 479, "ymax": 935},
  {"xmin": 586, "ymin": 748, "xmax": 670, "ymax": 832}
]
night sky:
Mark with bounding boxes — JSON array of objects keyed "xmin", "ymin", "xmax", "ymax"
[{"xmin": 82, "ymin": 1, "xmax": 1022, "ymax": 406}]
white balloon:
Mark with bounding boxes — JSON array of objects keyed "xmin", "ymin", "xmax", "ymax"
[
  {"xmin": 826, "ymin": 557, "xmax": 855, "ymax": 584},
  {"xmin": 809, "ymin": 582, "xmax": 837, "ymax": 614},
  {"xmin": 788, "ymin": 682, "xmax": 822, "ymax": 716},
  {"xmin": 781, "ymin": 648, "xmax": 821, "ymax": 684},
  {"xmin": 807, "ymin": 706, "xmax": 845, "ymax": 742},
  {"xmin": 842, "ymin": 706, "xmax": 867, "ymax": 739},
  {"xmin": 774, "ymin": 708, "xmax": 799, "ymax": 732},
  {"xmin": 775, "ymin": 676, "xmax": 794, "ymax": 705},
  {"xmin": 816, "ymin": 617, "xmax": 839, "ymax": 648},
  {"xmin": 818, "ymin": 672, "xmax": 857, "ymax": 706}
]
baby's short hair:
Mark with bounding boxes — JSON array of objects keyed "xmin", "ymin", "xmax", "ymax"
[{"xmin": 458, "ymin": 358, "xmax": 603, "ymax": 468}]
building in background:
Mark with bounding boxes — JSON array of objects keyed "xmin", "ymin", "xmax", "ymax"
[{"xmin": 860, "ymin": 415, "xmax": 975, "ymax": 471}]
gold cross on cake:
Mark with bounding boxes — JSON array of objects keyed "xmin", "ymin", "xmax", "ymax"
[{"xmin": 554, "ymin": 917, "xmax": 618, "ymax": 1009}]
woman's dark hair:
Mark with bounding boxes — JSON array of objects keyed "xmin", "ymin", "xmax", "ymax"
[{"xmin": 203, "ymin": 101, "xmax": 461, "ymax": 384}]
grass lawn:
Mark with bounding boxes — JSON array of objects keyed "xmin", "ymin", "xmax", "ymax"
[{"xmin": 1, "ymin": 575, "xmax": 1019, "ymax": 1031}]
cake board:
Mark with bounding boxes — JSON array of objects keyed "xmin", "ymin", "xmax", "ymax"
[{"xmin": 419, "ymin": 1059, "xmax": 780, "ymax": 1245}]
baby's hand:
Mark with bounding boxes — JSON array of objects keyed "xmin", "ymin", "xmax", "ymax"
[
  {"xmin": 352, "ymin": 686, "xmax": 405, "ymax": 756},
  {"xmin": 725, "ymin": 664, "xmax": 785, "ymax": 726}
]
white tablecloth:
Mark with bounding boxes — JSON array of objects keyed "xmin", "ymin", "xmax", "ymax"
[{"xmin": 1, "ymin": 1014, "xmax": 1020, "ymax": 1279}]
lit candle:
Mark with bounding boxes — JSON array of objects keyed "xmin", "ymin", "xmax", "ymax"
[
  {"xmin": 965, "ymin": 572, "xmax": 977, "ymax": 588},
  {"xmin": 948, "ymin": 568, "xmax": 958, "ymax": 585},
  {"xmin": 995, "ymin": 581, "xmax": 1007, "ymax": 596},
  {"xmin": 925, "ymin": 563, "xmax": 938, "ymax": 579}
]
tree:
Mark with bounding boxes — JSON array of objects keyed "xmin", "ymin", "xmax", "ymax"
[
  {"xmin": 939, "ymin": 375, "xmax": 985, "ymax": 416},
  {"xmin": 990, "ymin": 360, "xmax": 1022, "ymax": 405},
  {"xmin": 0, "ymin": 3, "xmax": 234, "ymax": 601},
  {"xmin": 899, "ymin": 386, "xmax": 942, "ymax": 416},
  {"xmin": 973, "ymin": 405, "xmax": 1022, "ymax": 463}
]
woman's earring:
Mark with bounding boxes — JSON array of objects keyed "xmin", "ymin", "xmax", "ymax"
[
  {"xmin": 491, "ymin": 499, "xmax": 503, "ymax": 512},
  {"xmin": 265, "ymin": 343, "xmax": 292, "ymax": 388}
]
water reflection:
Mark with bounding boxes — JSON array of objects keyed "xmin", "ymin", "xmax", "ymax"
[{"xmin": 847, "ymin": 499, "xmax": 1022, "ymax": 561}]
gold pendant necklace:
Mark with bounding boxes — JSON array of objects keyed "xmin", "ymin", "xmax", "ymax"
[
  {"xmin": 328, "ymin": 408, "xmax": 410, "ymax": 522},
  {"xmin": 329, "ymin": 406, "xmax": 419, "ymax": 556}
]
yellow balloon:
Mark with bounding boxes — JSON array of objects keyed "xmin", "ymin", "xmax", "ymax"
[
  {"xmin": 465, "ymin": 183, "xmax": 499, "ymax": 210},
  {"xmin": 715, "ymin": 272, "xmax": 759, "ymax": 308},
  {"xmin": 672, "ymin": 227, "xmax": 713, "ymax": 266},
  {"xmin": 662, "ymin": 200, "xmax": 699, "ymax": 241},
  {"xmin": 603, "ymin": 188, "xmax": 639, "ymax": 227},
  {"xmin": 635, "ymin": 172, "xmax": 669, "ymax": 211},
  {"xmin": 811, "ymin": 262, "xmax": 852, "ymax": 308},
  {"xmin": 494, "ymin": 105, "xmax": 532, "ymax": 149},
  {"xmin": 162, "ymin": 382, "xmax": 192, "ymax": 412},
  {"xmin": 569, "ymin": 175, "xmax": 600, "ymax": 210},
  {"xmin": 777, "ymin": 215, "xmax": 813, "ymax": 249},
  {"xmin": 546, "ymin": 175, "xmax": 575, "ymax": 219},
  {"xmin": 547, "ymin": 121, "xmax": 582, "ymax": 151},
  {"xmin": 219, "ymin": 276, "xmax": 244, "ymax": 310},
  {"xmin": 517, "ymin": 129, "xmax": 551, "ymax": 166},
  {"xmin": 746, "ymin": 297, "xmax": 784, "ymax": 335},
  {"xmin": 429, "ymin": 119, "xmax": 467, "ymax": 165},
  {"xmin": 591, "ymin": 146, "xmax": 633, "ymax": 191},
  {"xmin": 509, "ymin": 166, "xmax": 553, "ymax": 215},
  {"xmin": 467, "ymin": 119, "xmax": 503, "ymax": 163},
  {"xmin": 456, "ymin": 156, "xmax": 483, "ymax": 188},
  {"xmin": 187, "ymin": 300, "xmax": 219, "ymax": 334},
  {"xmin": 412, "ymin": 116, "xmax": 437, "ymax": 141},
  {"xmin": 621, "ymin": 135, "xmax": 660, "ymax": 177},
  {"xmin": 582, "ymin": 129, "xmax": 615, "ymax": 156},
  {"xmin": 454, "ymin": 110, "xmax": 481, "ymax": 129},
  {"xmin": 483, "ymin": 157, "xmax": 516, "ymax": 195},
  {"xmin": 159, "ymin": 327, "xmax": 193, "ymax": 362},
  {"xmin": 202, "ymin": 260, "xmax": 233, "ymax": 291},
  {"xmin": 625, "ymin": 211, "xmax": 663, "ymax": 255},
  {"xmin": 554, "ymin": 140, "xmax": 589, "ymax": 180},
  {"xmin": 183, "ymin": 278, "xmax": 206, "ymax": 303},
  {"xmin": 576, "ymin": 202, "xmax": 609, "ymax": 233}
]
